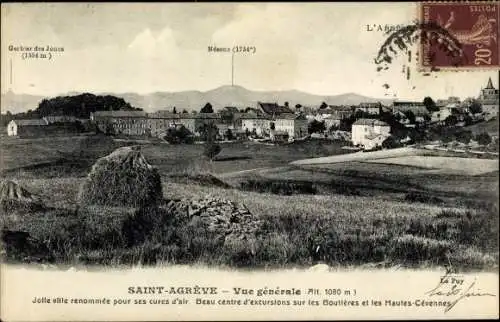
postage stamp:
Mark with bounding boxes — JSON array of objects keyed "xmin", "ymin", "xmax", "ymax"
[{"xmin": 419, "ymin": 1, "xmax": 500, "ymax": 70}]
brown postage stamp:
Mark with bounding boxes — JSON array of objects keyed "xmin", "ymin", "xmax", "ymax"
[{"xmin": 419, "ymin": 1, "xmax": 500, "ymax": 70}]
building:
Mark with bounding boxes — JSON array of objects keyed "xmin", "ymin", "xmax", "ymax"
[
  {"xmin": 273, "ymin": 113, "xmax": 308, "ymax": 139},
  {"xmin": 478, "ymin": 77, "xmax": 499, "ymax": 118},
  {"xmin": 91, "ymin": 111, "xmax": 149, "ymax": 136},
  {"xmin": 392, "ymin": 101, "xmax": 429, "ymax": 115},
  {"xmin": 7, "ymin": 119, "xmax": 47, "ymax": 136},
  {"xmin": 431, "ymin": 103, "xmax": 461, "ymax": 124},
  {"xmin": 241, "ymin": 113, "xmax": 271, "ymax": 137},
  {"xmin": 356, "ymin": 102, "xmax": 382, "ymax": 115},
  {"xmin": 436, "ymin": 96, "xmax": 460, "ymax": 106},
  {"xmin": 392, "ymin": 101, "xmax": 430, "ymax": 124},
  {"xmin": 258, "ymin": 102, "xmax": 294, "ymax": 117},
  {"xmin": 351, "ymin": 118, "xmax": 391, "ymax": 148},
  {"xmin": 323, "ymin": 114, "xmax": 342, "ymax": 130},
  {"xmin": 147, "ymin": 111, "xmax": 196, "ymax": 137}
]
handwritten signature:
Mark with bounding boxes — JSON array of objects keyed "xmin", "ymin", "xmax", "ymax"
[{"xmin": 425, "ymin": 268, "xmax": 496, "ymax": 313}]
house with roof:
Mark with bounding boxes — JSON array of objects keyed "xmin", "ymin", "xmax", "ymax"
[
  {"xmin": 91, "ymin": 110, "xmax": 149, "ymax": 136},
  {"xmin": 147, "ymin": 111, "xmax": 194, "ymax": 137},
  {"xmin": 430, "ymin": 103, "xmax": 464, "ymax": 124},
  {"xmin": 323, "ymin": 114, "xmax": 342, "ymax": 130},
  {"xmin": 352, "ymin": 118, "xmax": 391, "ymax": 149},
  {"xmin": 391, "ymin": 101, "xmax": 430, "ymax": 124},
  {"xmin": 7, "ymin": 119, "xmax": 48, "ymax": 136},
  {"xmin": 272, "ymin": 113, "xmax": 308, "ymax": 140},
  {"xmin": 240, "ymin": 113, "xmax": 272, "ymax": 137},
  {"xmin": 356, "ymin": 102, "xmax": 382, "ymax": 115}
]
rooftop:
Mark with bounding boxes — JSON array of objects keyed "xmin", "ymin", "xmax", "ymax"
[
  {"xmin": 11, "ymin": 119, "xmax": 48, "ymax": 126},
  {"xmin": 276, "ymin": 113, "xmax": 306, "ymax": 120},
  {"xmin": 353, "ymin": 118, "xmax": 389, "ymax": 126},
  {"xmin": 92, "ymin": 110, "xmax": 147, "ymax": 118},
  {"xmin": 258, "ymin": 102, "xmax": 294, "ymax": 115}
]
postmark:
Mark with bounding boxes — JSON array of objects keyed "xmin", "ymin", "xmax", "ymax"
[
  {"xmin": 374, "ymin": 20, "xmax": 465, "ymax": 77},
  {"xmin": 418, "ymin": 1, "xmax": 500, "ymax": 70}
]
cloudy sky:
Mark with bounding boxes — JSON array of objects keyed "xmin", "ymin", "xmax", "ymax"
[{"xmin": 1, "ymin": 2, "xmax": 498, "ymax": 100}]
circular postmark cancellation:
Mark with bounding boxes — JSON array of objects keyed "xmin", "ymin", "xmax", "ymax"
[{"xmin": 375, "ymin": 1, "xmax": 499, "ymax": 73}]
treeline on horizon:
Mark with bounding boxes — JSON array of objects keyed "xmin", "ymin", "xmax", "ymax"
[{"xmin": 2, "ymin": 93, "xmax": 142, "ymax": 124}]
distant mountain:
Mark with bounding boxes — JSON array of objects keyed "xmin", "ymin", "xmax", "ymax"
[
  {"xmin": 1, "ymin": 85, "xmax": 395, "ymax": 114},
  {"xmin": 1, "ymin": 90, "xmax": 46, "ymax": 114}
]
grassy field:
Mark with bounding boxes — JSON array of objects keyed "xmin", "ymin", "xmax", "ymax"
[
  {"xmin": 366, "ymin": 156, "xmax": 498, "ymax": 175},
  {"xmin": 0, "ymin": 134, "xmax": 498, "ymax": 270}
]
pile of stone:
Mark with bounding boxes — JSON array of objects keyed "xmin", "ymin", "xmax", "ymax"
[{"xmin": 162, "ymin": 196, "xmax": 262, "ymax": 242}]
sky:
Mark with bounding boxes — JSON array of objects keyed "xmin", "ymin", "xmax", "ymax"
[{"xmin": 1, "ymin": 2, "xmax": 498, "ymax": 100}]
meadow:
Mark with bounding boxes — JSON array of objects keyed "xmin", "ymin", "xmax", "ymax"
[{"xmin": 0, "ymin": 134, "xmax": 498, "ymax": 271}]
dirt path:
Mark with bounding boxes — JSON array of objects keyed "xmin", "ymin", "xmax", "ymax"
[{"xmin": 217, "ymin": 167, "xmax": 271, "ymax": 179}]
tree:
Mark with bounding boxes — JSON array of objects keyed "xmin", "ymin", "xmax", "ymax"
[
  {"xmin": 463, "ymin": 114, "xmax": 473, "ymax": 126},
  {"xmin": 456, "ymin": 130, "xmax": 472, "ymax": 144},
  {"xmin": 173, "ymin": 107, "xmax": 177, "ymax": 114},
  {"xmin": 200, "ymin": 102, "xmax": 214, "ymax": 113},
  {"xmin": 200, "ymin": 122, "xmax": 221, "ymax": 160},
  {"xmin": 319, "ymin": 102, "xmax": 328, "ymax": 109},
  {"xmin": 295, "ymin": 104, "xmax": 302, "ymax": 110},
  {"xmin": 382, "ymin": 136, "xmax": 401, "ymax": 149},
  {"xmin": 444, "ymin": 115, "xmax": 458, "ymax": 126},
  {"xmin": 469, "ymin": 100, "xmax": 483, "ymax": 114},
  {"xmin": 182, "ymin": 109, "xmax": 188, "ymax": 114},
  {"xmin": 225, "ymin": 128, "xmax": 234, "ymax": 141},
  {"xmin": 164, "ymin": 125, "xmax": 193, "ymax": 144},
  {"xmin": 475, "ymin": 132, "xmax": 492, "ymax": 145},
  {"xmin": 403, "ymin": 110, "xmax": 416, "ymax": 124},
  {"xmin": 204, "ymin": 143, "xmax": 221, "ymax": 161},
  {"xmin": 308, "ymin": 119, "xmax": 326, "ymax": 134},
  {"xmin": 284, "ymin": 102, "xmax": 289, "ymax": 108},
  {"xmin": 423, "ymin": 96, "xmax": 439, "ymax": 113},
  {"xmin": 198, "ymin": 122, "xmax": 218, "ymax": 142},
  {"xmin": 270, "ymin": 122, "xmax": 276, "ymax": 130}
]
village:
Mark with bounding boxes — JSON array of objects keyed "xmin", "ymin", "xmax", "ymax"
[{"xmin": 5, "ymin": 77, "xmax": 499, "ymax": 152}]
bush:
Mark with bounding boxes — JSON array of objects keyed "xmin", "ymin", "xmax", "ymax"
[
  {"xmin": 203, "ymin": 143, "xmax": 221, "ymax": 161},
  {"xmin": 225, "ymin": 129, "xmax": 234, "ymax": 141},
  {"xmin": 308, "ymin": 120, "xmax": 326, "ymax": 134},
  {"xmin": 475, "ymin": 132, "xmax": 492, "ymax": 146},
  {"xmin": 382, "ymin": 136, "xmax": 401, "ymax": 149},
  {"xmin": 164, "ymin": 126, "xmax": 194, "ymax": 144},
  {"xmin": 456, "ymin": 130, "xmax": 473, "ymax": 144}
]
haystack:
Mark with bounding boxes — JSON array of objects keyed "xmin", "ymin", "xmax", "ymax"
[
  {"xmin": 77, "ymin": 146, "xmax": 163, "ymax": 208},
  {"xmin": 0, "ymin": 180, "xmax": 44, "ymax": 213}
]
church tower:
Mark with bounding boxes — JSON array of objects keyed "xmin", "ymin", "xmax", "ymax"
[{"xmin": 478, "ymin": 76, "xmax": 499, "ymax": 118}]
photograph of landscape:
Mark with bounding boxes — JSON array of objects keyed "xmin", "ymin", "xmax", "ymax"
[{"xmin": 1, "ymin": 2, "xmax": 498, "ymax": 274}]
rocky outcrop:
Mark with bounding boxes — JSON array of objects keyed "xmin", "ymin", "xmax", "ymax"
[{"xmin": 162, "ymin": 197, "xmax": 262, "ymax": 243}]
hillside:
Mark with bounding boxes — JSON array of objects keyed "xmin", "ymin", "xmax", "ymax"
[
  {"xmin": 1, "ymin": 85, "xmax": 395, "ymax": 114},
  {"xmin": 464, "ymin": 119, "xmax": 499, "ymax": 136}
]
